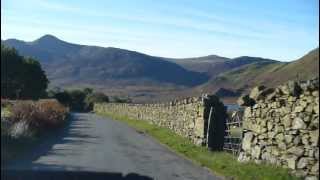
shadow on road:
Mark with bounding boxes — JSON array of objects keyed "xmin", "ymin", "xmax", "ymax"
[
  {"xmin": 3, "ymin": 113, "xmax": 155, "ymax": 179},
  {"xmin": 4, "ymin": 113, "xmax": 98, "ymax": 169},
  {"xmin": 1, "ymin": 169, "xmax": 154, "ymax": 180}
]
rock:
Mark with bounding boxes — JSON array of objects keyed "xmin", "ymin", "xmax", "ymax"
[
  {"xmin": 293, "ymin": 136, "xmax": 302, "ymax": 145},
  {"xmin": 252, "ymin": 146, "xmax": 262, "ymax": 159},
  {"xmin": 237, "ymin": 94, "xmax": 255, "ymax": 106},
  {"xmin": 264, "ymin": 153, "xmax": 278, "ymax": 164},
  {"xmin": 282, "ymin": 115, "xmax": 292, "ymax": 129},
  {"xmin": 308, "ymin": 149, "xmax": 315, "ymax": 158},
  {"xmin": 288, "ymin": 81, "xmax": 302, "ymax": 96},
  {"xmin": 288, "ymin": 147, "xmax": 304, "ymax": 156},
  {"xmin": 260, "ymin": 88, "xmax": 275, "ymax": 100},
  {"xmin": 315, "ymin": 148, "xmax": 319, "ymax": 160},
  {"xmin": 294, "ymin": 105, "xmax": 305, "ymax": 112},
  {"xmin": 287, "ymin": 156, "xmax": 298, "ymax": 169},
  {"xmin": 309, "ymin": 130, "xmax": 319, "ymax": 147},
  {"xmin": 280, "ymin": 85, "xmax": 290, "ymax": 95},
  {"xmin": 275, "ymin": 125, "xmax": 284, "ymax": 133},
  {"xmin": 266, "ymin": 91, "xmax": 277, "ymax": 101},
  {"xmin": 309, "ymin": 115, "xmax": 319, "ymax": 129},
  {"xmin": 302, "ymin": 134, "xmax": 310, "ymax": 145},
  {"xmin": 306, "ymin": 96, "xmax": 314, "ymax": 103},
  {"xmin": 242, "ymin": 132, "xmax": 254, "ymax": 151},
  {"xmin": 302, "ymin": 114, "xmax": 312, "ymax": 123},
  {"xmin": 249, "ymin": 86, "xmax": 266, "ymax": 100},
  {"xmin": 288, "ymin": 96, "xmax": 297, "ymax": 102},
  {"xmin": 268, "ymin": 131, "xmax": 276, "ymax": 139},
  {"xmin": 290, "ymin": 130, "xmax": 299, "ymax": 135},
  {"xmin": 271, "ymin": 147, "xmax": 281, "ymax": 156},
  {"xmin": 311, "ymin": 162, "xmax": 319, "ymax": 174},
  {"xmin": 258, "ymin": 134, "xmax": 267, "ymax": 140},
  {"xmin": 312, "ymin": 91, "xmax": 319, "ymax": 97},
  {"xmin": 238, "ymin": 152, "xmax": 250, "ymax": 162},
  {"xmin": 305, "ymin": 104, "xmax": 314, "ymax": 113},
  {"xmin": 278, "ymin": 142, "xmax": 287, "ymax": 150},
  {"xmin": 267, "ymin": 121, "xmax": 273, "ymax": 131},
  {"xmin": 305, "ymin": 176, "xmax": 318, "ymax": 180},
  {"xmin": 313, "ymin": 104, "xmax": 319, "ymax": 114},
  {"xmin": 300, "ymin": 100, "xmax": 308, "ymax": 108},
  {"xmin": 275, "ymin": 133, "xmax": 285, "ymax": 142},
  {"xmin": 297, "ymin": 157, "xmax": 309, "ymax": 169},
  {"xmin": 285, "ymin": 135, "xmax": 293, "ymax": 144},
  {"xmin": 292, "ymin": 117, "xmax": 307, "ymax": 129},
  {"xmin": 281, "ymin": 81, "xmax": 302, "ymax": 97},
  {"xmin": 244, "ymin": 107, "xmax": 252, "ymax": 118},
  {"xmin": 293, "ymin": 170, "xmax": 308, "ymax": 178}
]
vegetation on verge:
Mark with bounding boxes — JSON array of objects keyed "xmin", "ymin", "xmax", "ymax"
[
  {"xmin": 97, "ymin": 112, "xmax": 300, "ymax": 180},
  {"xmin": 10, "ymin": 100, "xmax": 69, "ymax": 130},
  {"xmin": 1, "ymin": 100, "xmax": 69, "ymax": 164}
]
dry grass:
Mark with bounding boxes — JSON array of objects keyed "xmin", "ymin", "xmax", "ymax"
[{"xmin": 9, "ymin": 99, "xmax": 69, "ymax": 129}]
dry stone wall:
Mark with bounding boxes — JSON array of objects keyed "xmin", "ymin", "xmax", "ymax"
[
  {"xmin": 94, "ymin": 94, "xmax": 226, "ymax": 148},
  {"xmin": 238, "ymin": 78, "xmax": 319, "ymax": 179}
]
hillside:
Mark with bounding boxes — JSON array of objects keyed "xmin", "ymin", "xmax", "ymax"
[
  {"xmin": 3, "ymin": 35, "xmax": 317, "ymax": 103},
  {"xmin": 167, "ymin": 55, "xmax": 276, "ymax": 78},
  {"xmin": 198, "ymin": 48, "xmax": 319, "ymax": 97},
  {"xmin": 3, "ymin": 35, "xmax": 209, "ymax": 88}
]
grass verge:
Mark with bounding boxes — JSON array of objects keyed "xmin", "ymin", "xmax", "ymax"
[{"xmin": 97, "ymin": 112, "xmax": 299, "ymax": 180}]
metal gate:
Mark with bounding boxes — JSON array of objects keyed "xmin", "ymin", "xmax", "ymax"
[{"xmin": 223, "ymin": 110, "xmax": 243, "ymax": 155}]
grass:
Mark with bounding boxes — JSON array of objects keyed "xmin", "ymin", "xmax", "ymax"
[{"xmin": 97, "ymin": 112, "xmax": 300, "ymax": 180}]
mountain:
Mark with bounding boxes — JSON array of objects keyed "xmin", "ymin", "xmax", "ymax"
[
  {"xmin": 3, "ymin": 35, "xmax": 209, "ymax": 88},
  {"xmin": 167, "ymin": 55, "xmax": 277, "ymax": 78},
  {"xmin": 3, "ymin": 35, "xmax": 317, "ymax": 103},
  {"xmin": 198, "ymin": 48, "xmax": 319, "ymax": 96}
]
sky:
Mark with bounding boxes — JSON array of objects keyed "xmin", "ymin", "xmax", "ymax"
[{"xmin": 1, "ymin": 0, "xmax": 319, "ymax": 61}]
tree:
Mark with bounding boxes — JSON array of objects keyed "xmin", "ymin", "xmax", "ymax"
[
  {"xmin": 84, "ymin": 92, "xmax": 109, "ymax": 111},
  {"xmin": 1, "ymin": 45, "xmax": 25, "ymax": 98},
  {"xmin": 112, "ymin": 96, "xmax": 132, "ymax": 103},
  {"xmin": 1, "ymin": 45, "xmax": 48, "ymax": 99},
  {"xmin": 20, "ymin": 57, "xmax": 49, "ymax": 99},
  {"xmin": 68, "ymin": 90, "xmax": 87, "ymax": 111},
  {"xmin": 83, "ymin": 88, "xmax": 93, "ymax": 96},
  {"xmin": 54, "ymin": 91, "xmax": 72, "ymax": 107}
]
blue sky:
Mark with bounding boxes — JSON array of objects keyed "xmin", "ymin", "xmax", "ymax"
[{"xmin": 1, "ymin": 0, "xmax": 319, "ymax": 61}]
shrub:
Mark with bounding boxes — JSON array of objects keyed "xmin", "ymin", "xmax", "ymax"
[
  {"xmin": 35, "ymin": 99, "xmax": 69, "ymax": 128},
  {"xmin": 112, "ymin": 96, "xmax": 132, "ymax": 103},
  {"xmin": 9, "ymin": 100, "xmax": 68, "ymax": 131},
  {"xmin": 1, "ymin": 45, "xmax": 48, "ymax": 99},
  {"xmin": 84, "ymin": 92, "xmax": 109, "ymax": 111}
]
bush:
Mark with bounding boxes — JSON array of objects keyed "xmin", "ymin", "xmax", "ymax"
[
  {"xmin": 112, "ymin": 96, "xmax": 132, "ymax": 103},
  {"xmin": 51, "ymin": 88, "xmax": 109, "ymax": 112},
  {"xmin": 9, "ymin": 100, "xmax": 69, "ymax": 131},
  {"xmin": 1, "ymin": 45, "xmax": 48, "ymax": 99},
  {"xmin": 84, "ymin": 92, "xmax": 109, "ymax": 111}
]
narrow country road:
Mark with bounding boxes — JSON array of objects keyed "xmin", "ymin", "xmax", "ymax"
[{"xmin": 4, "ymin": 113, "xmax": 220, "ymax": 180}]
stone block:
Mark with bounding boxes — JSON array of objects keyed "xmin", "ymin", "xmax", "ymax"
[
  {"xmin": 292, "ymin": 117, "xmax": 307, "ymax": 129},
  {"xmin": 288, "ymin": 146, "xmax": 304, "ymax": 156}
]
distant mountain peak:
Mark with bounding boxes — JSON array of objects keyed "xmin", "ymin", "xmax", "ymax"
[
  {"xmin": 32, "ymin": 34, "xmax": 64, "ymax": 45},
  {"xmin": 38, "ymin": 34, "xmax": 60, "ymax": 41}
]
